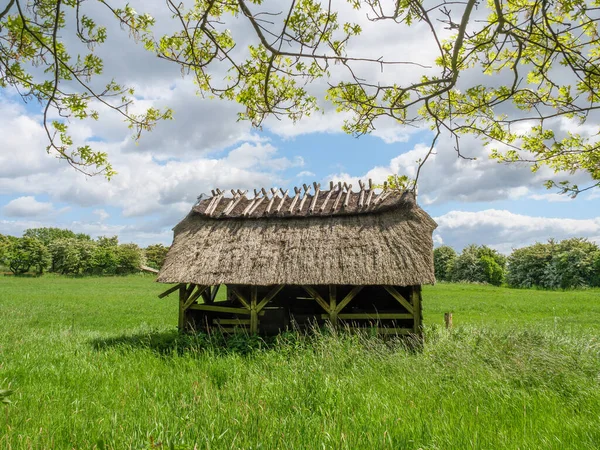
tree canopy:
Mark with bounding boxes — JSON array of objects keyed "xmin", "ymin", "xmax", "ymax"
[{"xmin": 2, "ymin": 0, "xmax": 600, "ymax": 194}]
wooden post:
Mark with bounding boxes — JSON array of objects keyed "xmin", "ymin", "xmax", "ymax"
[
  {"xmin": 411, "ymin": 286, "xmax": 422, "ymax": 333},
  {"xmin": 444, "ymin": 312, "xmax": 453, "ymax": 329},
  {"xmin": 329, "ymin": 285, "xmax": 337, "ymax": 327},
  {"xmin": 250, "ymin": 286, "xmax": 258, "ymax": 334},
  {"xmin": 178, "ymin": 284, "xmax": 187, "ymax": 331}
]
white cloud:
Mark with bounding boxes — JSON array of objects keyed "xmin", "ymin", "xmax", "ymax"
[
  {"xmin": 434, "ymin": 209, "xmax": 600, "ymax": 253},
  {"xmin": 529, "ymin": 193, "xmax": 574, "ymax": 203},
  {"xmin": 297, "ymin": 171, "xmax": 316, "ymax": 178},
  {"xmin": 93, "ymin": 209, "xmax": 110, "ymax": 221},
  {"xmin": 3, "ymin": 197, "xmax": 55, "ymax": 218}
]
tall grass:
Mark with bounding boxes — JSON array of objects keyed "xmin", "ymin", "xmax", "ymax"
[{"xmin": 1, "ymin": 276, "xmax": 599, "ymax": 449}]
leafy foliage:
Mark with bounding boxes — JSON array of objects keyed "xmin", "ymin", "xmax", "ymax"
[
  {"xmin": 49, "ymin": 238, "xmax": 97, "ymax": 275},
  {"xmin": 48, "ymin": 236, "xmax": 144, "ymax": 276},
  {"xmin": 450, "ymin": 244, "xmax": 506, "ymax": 286},
  {"xmin": 141, "ymin": 0, "xmax": 600, "ymax": 194},
  {"xmin": 5, "ymin": 237, "xmax": 50, "ymax": 275},
  {"xmin": 507, "ymin": 238, "xmax": 600, "ymax": 289},
  {"xmin": 506, "ymin": 242, "xmax": 554, "ymax": 288},
  {"xmin": 0, "ymin": 0, "xmax": 171, "ymax": 177},
  {"xmin": 116, "ymin": 243, "xmax": 145, "ymax": 275},
  {"xmin": 23, "ymin": 228, "xmax": 90, "ymax": 247},
  {"xmin": 4, "ymin": 1, "xmax": 600, "ymax": 190},
  {"xmin": 433, "ymin": 245, "xmax": 456, "ymax": 282},
  {"xmin": 145, "ymin": 244, "xmax": 169, "ymax": 270}
]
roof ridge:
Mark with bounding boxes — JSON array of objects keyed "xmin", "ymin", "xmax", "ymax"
[{"xmin": 193, "ymin": 180, "xmax": 415, "ymax": 220}]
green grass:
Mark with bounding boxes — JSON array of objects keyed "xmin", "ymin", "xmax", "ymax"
[{"xmin": 1, "ymin": 275, "xmax": 599, "ymax": 449}]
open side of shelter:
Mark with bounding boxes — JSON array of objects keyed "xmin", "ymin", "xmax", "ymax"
[{"xmin": 157, "ymin": 181, "xmax": 436, "ymax": 336}]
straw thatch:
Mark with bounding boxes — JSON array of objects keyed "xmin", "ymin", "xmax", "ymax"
[{"xmin": 158, "ymin": 184, "xmax": 438, "ymax": 287}]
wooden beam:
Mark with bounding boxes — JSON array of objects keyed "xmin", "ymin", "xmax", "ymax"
[
  {"xmin": 319, "ymin": 186, "xmax": 335, "ymax": 212},
  {"xmin": 256, "ymin": 285, "xmax": 285, "ymax": 313},
  {"xmin": 276, "ymin": 189, "xmax": 289, "ymax": 213},
  {"xmin": 210, "ymin": 285, "xmax": 219, "ymax": 302},
  {"xmin": 321, "ymin": 313, "xmax": 413, "ymax": 320},
  {"xmin": 185, "ymin": 283, "xmax": 196, "ymax": 299},
  {"xmin": 343, "ymin": 185, "xmax": 353, "ymax": 208},
  {"xmin": 184, "ymin": 285, "xmax": 208, "ymax": 310},
  {"xmin": 334, "ymin": 285, "xmax": 364, "ymax": 314},
  {"xmin": 229, "ymin": 286, "xmax": 250, "ymax": 309},
  {"xmin": 297, "ymin": 185, "xmax": 311, "ymax": 212},
  {"xmin": 178, "ymin": 284, "xmax": 186, "ymax": 330},
  {"xmin": 332, "ymin": 184, "xmax": 345, "ymax": 211},
  {"xmin": 158, "ymin": 283, "xmax": 184, "ymax": 299},
  {"xmin": 188, "ymin": 304, "xmax": 258, "ymax": 315},
  {"xmin": 412, "ymin": 286, "xmax": 422, "ymax": 333},
  {"xmin": 250, "ymin": 286, "xmax": 258, "ymax": 334},
  {"xmin": 213, "ymin": 318, "xmax": 251, "ymax": 325},
  {"xmin": 288, "ymin": 187, "xmax": 301, "ymax": 213},
  {"xmin": 384, "ymin": 286, "xmax": 414, "ymax": 315},
  {"xmin": 301, "ymin": 285, "xmax": 331, "ymax": 313},
  {"xmin": 329, "ymin": 285, "xmax": 337, "ymax": 327}
]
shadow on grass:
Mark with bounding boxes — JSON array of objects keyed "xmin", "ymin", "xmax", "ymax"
[
  {"xmin": 89, "ymin": 328, "xmax": 282, "ymax": 357},
  {"xmin": 90, "ymin": 326, "xmax": 424, "ymax": 358}
]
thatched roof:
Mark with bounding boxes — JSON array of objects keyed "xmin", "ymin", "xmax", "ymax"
[{"xmin": 158, "ymin": 182, "xmax": 437, "ymax": 286}]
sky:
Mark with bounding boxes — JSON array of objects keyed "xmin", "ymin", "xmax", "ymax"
[{"xmin": 1, "ymin": 1, "xmax": 599, "ymax": 253}]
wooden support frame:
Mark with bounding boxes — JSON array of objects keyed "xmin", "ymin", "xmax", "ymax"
[
  {"xmin": 188, "ymin": 304, "xmax": 261, "ymax": 315},
  {"xmin": 411, "ymin": 285, "xmax": 422, "ymax": 333},
  {"xmin": 321, "ymin": 313, "xmax": 413, "ymax": 320},
  {"xmin": 329, "ymin": 285, "xmax": 337, "ymax": 326},
  {"xmin": 301, "ymin": 285, "xmax": 331, "ymax": 313},
  {"xmin": 158, "ymin": 283, "xmax": 185, "ymax": 299},
  {"xmin": 384, "ymin": 286, "xmax": 414, "ymax": 315},
  {"xmin": 229, "ymin": 286, "xmax": 251, "ymax": 309},
  {"xmin": 335, "ymin": 286, "xmax": 363, "ymax": 314},
  {"xmin": 250, "ymin": 286, "xmax": 258, "ymax": 334}
]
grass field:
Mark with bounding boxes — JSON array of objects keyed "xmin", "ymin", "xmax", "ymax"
[{"xmin": 1, "ymin": 275, "xmax": 599, "ymax": 449}]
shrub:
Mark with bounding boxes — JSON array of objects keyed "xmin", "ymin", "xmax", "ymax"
[
  {"xmin": 91, "ymin": 245, "xmax": 119, "ymax": 275},
  {"xmin": 479, "ymin": 255, "xmax": 504, "ymax": 286},
  {"xmin": 23, "ymin": 227, "xmax": 90, "ymax": 246},
  {"xmin": 433, "ymin": 245, "xmax": 456, "ymax": 282},
  {"xmin": 116, "ymin": 244, "xmax": 144, "ymax": 274},
  {"xmin": 506, "ymin": 242, "xmax": 553, "ymax": 288},
  {"xmin": 0, "ymin": 234, "xmax": 17, "ymax": 268},
  {"xmin": 6, "ymin": 237, "xmax": 50, "ymax": 275},
  {"xmin": 541, "ymin": 238, "xmax": 600, "ymax": 289},
  {"xmin": 49, "ymin": 238, "xmax": 96, "ymax": 275},
  {"xmin": 145, "ymin": 244, "xmax": 169, "ymax": 269},
  {"xmin": 450, "ymin": 245, "xmax": 506, "ymax": 285}
]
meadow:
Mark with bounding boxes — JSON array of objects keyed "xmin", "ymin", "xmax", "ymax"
[{"xmin": 1, "ymin": 275, "xmax": 599, "ymax": 449}]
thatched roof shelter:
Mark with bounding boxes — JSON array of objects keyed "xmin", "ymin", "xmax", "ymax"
[
  {"xmin": 158, "ymin": 182, "xmax": 437, "ymax": 287},
  {"xmin": 157, "ymin": 181, "xmax": 437, "ymax": 335}
]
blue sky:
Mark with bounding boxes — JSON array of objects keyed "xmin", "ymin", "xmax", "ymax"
[{"xmin": 1, "ymin": 1, "xmax": 599, "ymax": 253}]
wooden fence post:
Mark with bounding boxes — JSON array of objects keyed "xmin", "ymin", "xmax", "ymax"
[{"xmin": 444, "ymin": 312, "xmax": 453, "ymax": 330}]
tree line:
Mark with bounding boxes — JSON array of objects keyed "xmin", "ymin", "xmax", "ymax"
[
  {"xmin": 435, "ymin": 239, "xmax": 600, "ymax": 289},
  {"xmin": 0, "ymin": 228, "xmax": 169, "ymax": 276}
]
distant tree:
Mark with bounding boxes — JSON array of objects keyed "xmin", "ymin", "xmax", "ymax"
[
  {"xmin": 506, "ymin": 243, "xmax": 554, "ymax": 288},
  {"xmin": 145, "ymin": 244, "xmax": 169, "ymax": 270},
  {"xmin": 97, "ymin": 236, "xmax": 119, "ymax": 247},
  {"xmin": 49, "ymin": 238, "xmax": 96, "ymax": 275},
  {"xmin": 6, "ymin": 237, "xmax": 50, "ymax": 275},
  {"xmin": 0, "ymin": 234, "xmax": 17, "ymax": 268},
  {"xmin": 23, "ymin": 228, "xmax": 90, "ymax": 247},
  {"xmin": 541, "ymin": 238, "xmax": 600, "ymax": 289},
  {"xmin": 451, "ymin": 245, "xmax": 506, "ymax": 286},
  {"xmin": 116, "ymin": 244, "xmax": 144, "ymax": 275},
  {"xmin": 433, "ymin": 245, "xmax": 456, "ymax": 282}
]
